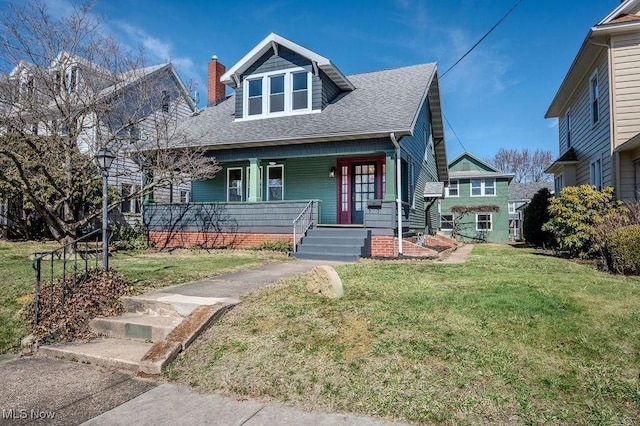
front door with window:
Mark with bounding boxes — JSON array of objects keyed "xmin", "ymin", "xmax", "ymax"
[
  {"xmin": 351, "ymin": 162, "xmax": 377, "ymax": 224},
  {"xmin": 337, "ymin": 157, "xmax": 385, "ymax": 225}
]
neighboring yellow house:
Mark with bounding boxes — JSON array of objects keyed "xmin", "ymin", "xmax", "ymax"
[{"xmin": 546, "ymin": 0, "xmax": 640, "ymax": 202}]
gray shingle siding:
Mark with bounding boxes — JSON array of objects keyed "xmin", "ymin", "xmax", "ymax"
[
  {"xmin": 364, "ymin": 201, "xmax": 396, "ymax": 228},
  {"xmin": 319, "ymin": 69, "xmax": 341, "ymax": 108},
  {"xmin": 244, "ymin": 46, "xmax": 311, "ymax": 76},
  {"xmin": 144, "ymin": 201, "xmax": 319, "ymax": 232}
]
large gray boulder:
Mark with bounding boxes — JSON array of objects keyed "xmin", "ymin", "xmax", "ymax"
[{"xmin": 306, "ymin": 265, "xmax": 344, "ymax": 299}]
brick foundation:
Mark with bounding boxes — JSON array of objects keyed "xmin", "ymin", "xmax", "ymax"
[
  {"xmin": 148, "ymin": 231, "xmax": 291, "ymax": 250},
  {"xmin": 371, "ymin": 236, "xmax": 443, "ymax": 258}
]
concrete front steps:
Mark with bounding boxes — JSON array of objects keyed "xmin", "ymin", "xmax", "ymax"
[
  {"xmin": 39, "ymin": 293, "xmax": 239, "ymax": 375},
  {"xmin": 291, "ymin": 227, "xmax": 371, "ymax": 262}
]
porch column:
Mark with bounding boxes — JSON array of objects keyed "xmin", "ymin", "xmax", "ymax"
[
  {"xmin": 248, "ymin": 158, "xmax": 261, "ymax": 202},
  {"xmin": 384, "ymin": 151, "xmax": 396, "ymax": 201}
]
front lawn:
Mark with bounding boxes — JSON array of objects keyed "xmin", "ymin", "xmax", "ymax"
[
  {"xmin": 0, "ymin": 240, "xmax": 287, "ymax": 353},
  {"xmin": 167, "ymin": 244, "xmax": 640, "ymax": 425}
]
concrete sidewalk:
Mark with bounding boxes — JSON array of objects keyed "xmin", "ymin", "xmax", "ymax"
[
  {"xmin": 439, "ymin": 243, "xmax": 474, "ymax": 264},
  {"xmin": 83, "ymin": 383, "xmax": 409, "ymax": 426}
]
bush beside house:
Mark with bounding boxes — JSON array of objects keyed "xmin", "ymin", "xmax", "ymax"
[{"xmin": 522, "ymin": 188, "xmax": 554, "ymax": 247}]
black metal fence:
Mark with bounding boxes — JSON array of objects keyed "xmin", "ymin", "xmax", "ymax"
[{"xmin": 31, "ymin": 229, "xmax": 105, "ymax": 326}]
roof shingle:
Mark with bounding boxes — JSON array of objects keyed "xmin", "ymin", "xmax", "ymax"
[{"xmin": 176, "ymin": 63, "xmax": 437, "ymax": 149}]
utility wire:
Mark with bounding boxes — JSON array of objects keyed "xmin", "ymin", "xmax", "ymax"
[
  {"xmin": 439, "ymin": 0, "xmax": 523, "ymax": 152},
  {"xmin": 443, "ymin": 112, "xmax": 467, "ymax": 153},
  {"xmin": 441, "ymin": 0, "xmax": 523, "ymax": 78}
]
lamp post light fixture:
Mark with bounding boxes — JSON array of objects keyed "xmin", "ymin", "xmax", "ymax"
[{"xmin": 94, "ymin": 147, "xmax": 115, "ymax": 271}]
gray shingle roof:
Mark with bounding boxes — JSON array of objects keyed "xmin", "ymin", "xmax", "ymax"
[
  {"xmin": 175, "ymin": 63, "xmax": 437, "ymax": 149},
  {"xmin": 508, "ymin": 182, "xmax": 554, "ymax": 201},
  {"xmin": 448, "ymin": 170, "xmax": 514, "ymax": 180},
  {"xmin": 424, "ymin": 182, "xmax": 445, "ymax": 198}
]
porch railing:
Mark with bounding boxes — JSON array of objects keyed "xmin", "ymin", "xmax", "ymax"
[
  {"xmin": 32, "ymin": 229, "xmax": 105, "ymax": 326},
  {"xmin": 292, "ymin": 200, "xmax": 315, "ymax": 252}
]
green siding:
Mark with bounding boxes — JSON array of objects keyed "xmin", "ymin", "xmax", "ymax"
[
  {"xmin": 285, "ymin": 157, "xmax": 337, "ymax": 224},
  {"xmin": 439, "ymin": 177, "xmax": 510, "ymax": 243},
  {"xmin": 191, "ymin": 158, "xmax": 337, "ymax": 224}
]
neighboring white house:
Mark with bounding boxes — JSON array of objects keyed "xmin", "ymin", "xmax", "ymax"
[
  {"xmin": 1, "ymin": 52, "xmax": 196, "ymax": 234},
  {"xmin": 546, "ymin": 0, "xmax": 640, "ymax": 202}
]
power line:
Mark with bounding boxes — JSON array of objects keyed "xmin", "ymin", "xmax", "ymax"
[
  {"xmin": 441, "ymin": 0, "xmax": 523, "ymax": 78},
  {"xmin": 440, "ymin": 0, "xmax": 523, "ymax": 153},
  {"xmin": 443, "ymin": 112, "xmax": 467, "ymax": 153}
]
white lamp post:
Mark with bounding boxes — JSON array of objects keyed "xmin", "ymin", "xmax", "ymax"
[{"xmin": 94, "ymin": 147, "xmax": 115, "ymax": 270}]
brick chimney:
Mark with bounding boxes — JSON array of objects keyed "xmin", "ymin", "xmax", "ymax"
[{"xmin": 207, "ymin": 55, "xmax": 226, "ymax": 106}]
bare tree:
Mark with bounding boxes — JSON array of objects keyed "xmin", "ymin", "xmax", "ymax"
[
  {"xmin": 0, "ymin": 0, "xmax": 218, "ymax": 242},
  {"xmin": 487, "ymin": 148, "xmax": 553, "ymax": 183}
]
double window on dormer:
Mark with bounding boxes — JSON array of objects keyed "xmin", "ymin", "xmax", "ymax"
[{"xmin": 243, "ymin": 68, "xmax": 311, "ymax": 119}]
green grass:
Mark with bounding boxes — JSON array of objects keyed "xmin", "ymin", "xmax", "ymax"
[
  {"xmin": 167, "ymin": 244, "xmax": 640, "ymax": 425},
  {"xmin": 0, "ymin": 240, "xmax": 287, "ymax": 353}
]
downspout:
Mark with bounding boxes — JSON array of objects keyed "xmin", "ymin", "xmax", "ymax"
[{"xmin": 391, "ymin": 132, "xmax": 403, "ymax": 256}]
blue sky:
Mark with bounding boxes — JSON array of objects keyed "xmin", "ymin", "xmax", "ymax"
[{"xmin": 41, "ymin": 1, "xmax": 621, "ymax": 160}]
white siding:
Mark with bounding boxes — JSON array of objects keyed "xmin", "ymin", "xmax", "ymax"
[
  {"xmin": 560, "ymin": 51, "xmax": 612, "ymax": 188},
  {"xmin": 612, "ymin": 33, "xmax": 640, "ymax": 149}
]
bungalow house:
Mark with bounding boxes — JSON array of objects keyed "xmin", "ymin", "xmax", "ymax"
[
  {"xmin": 0, "ymin": 52, "xmax": 196, "ymax": 237},
  {"xmin": 144, "ymin": 33, "xmax": 450, "ymax": 260},
  {"xmin": 438, "ymin": 152, "xmax": 513, "ymax": 242},
  {"xmin": 546, "ymin": 0, "xmax": 640, "ymax": 201},
  {"xmin": 508, "ymin": 182, "xmax": 554, "ymax": 240}
]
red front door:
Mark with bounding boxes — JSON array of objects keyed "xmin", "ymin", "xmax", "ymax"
[{"xmin": 337, "ymin": 157, "xmax": 385, "ymax": 224}]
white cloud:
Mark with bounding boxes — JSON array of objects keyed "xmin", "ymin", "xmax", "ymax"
[
  {"xmin": 114, "ymin": 21, "xmax": 198, "ymax": 85},
  {"xmin": 384, "ymin": 1, "xmax": 516, "ymax": 100}
]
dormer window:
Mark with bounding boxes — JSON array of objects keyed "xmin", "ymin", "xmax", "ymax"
[
  {"xmin": 242, "ymin": 68, "xmax": 312, "ymax": 120},
  {"xmin": 292, "ymin": 71, "xmax": 308, "ymax": 110},
  {"xmin": 269, "ymin": 75, "xmax": 284, "ymax": 113}
]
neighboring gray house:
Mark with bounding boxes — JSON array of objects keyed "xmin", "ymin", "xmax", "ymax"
[
  {"xmin": 144, "ymin": 33, "xmax": 451, "ymax": 259},
  {"xmin": 546, "ymin": 0, "xmax": 640, "ymax": 201},
  {"xmin": 1, "ymin": 52, "xmax": 196, "ymax": 236},
  {"xmin": 508, "ymin": 182, "xmax": 554, "ymax": 240}
]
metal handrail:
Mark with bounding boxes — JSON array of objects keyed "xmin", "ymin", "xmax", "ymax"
[
  {"xmin": 32, "ymin": 229, "xmax": 104, "ymax": 326},
  {"xmin": 292, "ymin": 200, "xmax": 314, "ymax": 252}
]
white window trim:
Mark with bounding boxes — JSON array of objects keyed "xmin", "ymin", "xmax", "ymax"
[
  {"xmin": 441, "ymin": 214, "xmax": 454, "ymax": 231},
  {"xmin": 239, "ymin": 67, "xmax": 317, "ymax": 121},
  {"xmin": 508, "ymin": 202, "xmax": 515, "ymax": 214},
  {"xmin": 266, "ymin": 164, "xmax": 284, "ymax": 201},
  {"xmin": 590, "ymin": 158, "xmax": 602, "ymax": 190},
  {"xmin": 410, "ymin": 163, "xmax": 416, "ymax": 209},
  {"xmin": 470, "ymin": 178, "xmax": 496, "ymax": 197},
  {"xmin": 227, "ymin": 167, "xmax": 243, "ymax": 202},
  {"xmin": 554, "ymin": 173, "xmax": 564, "ymax": 196},
  {"xmin": 476, "ymin": 213, "xmax": 493, "ymax": 232},
  {"xmin": 566, "ymin": 109, "xmax": 572, "ymax": 149},
  {"xmin": 445, "ymin": 180, "xmax": 459, "ymax": 197},
  {"xmin": 590, "ymin": 71, "xmax": 599, "ymax": 126}
]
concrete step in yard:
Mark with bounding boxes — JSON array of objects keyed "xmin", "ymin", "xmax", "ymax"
[
  {"xmin": 39, "ymin": 294, "xmax": 239, "ymax": 375},
  {"xmin": 90, "ymin": 313, "xmax": 183, "ymax": 343}
]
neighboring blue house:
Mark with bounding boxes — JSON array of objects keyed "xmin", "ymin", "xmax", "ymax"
[{"xmin": 144, "ymin": 33, "xmax": 451, "ymax": 259}]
